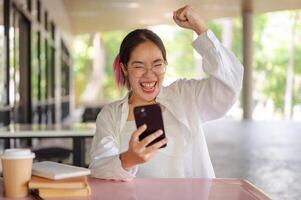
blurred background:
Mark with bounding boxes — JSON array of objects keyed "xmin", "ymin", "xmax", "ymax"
[{"xmin": 0, "ymin": 0, "xmax": 301, "ymax": 199}]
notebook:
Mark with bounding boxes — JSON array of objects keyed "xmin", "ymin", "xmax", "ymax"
[
  {"xmin": 28, "ymin": 175, "xmax": 88, "ymax": 189},
  {"xmin": 32, "ymin": 161, "xmax": 91, "ymax": 180}
]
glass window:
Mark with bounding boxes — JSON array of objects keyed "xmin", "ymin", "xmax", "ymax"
[
  {"xmin": 0, "ymin": 3, "xmax": 5, "ymax": 107},
  {"xmin": 60, "ymin": 41, "xmax": 70, "ymax": 119},
  {"xmin": 0, "ymin": 0, "xmax": 10, "ymax": 126},
  {"xmin": 40, "ymin": 33, "xmax": 46, "ymax": 101},
  {"xmin": 9, "ymin": 8, "xmax": 20, "ymax": 109},
  {"xmin": 31, "ymin": 28, "xmax": 39, "ymax": 123}
]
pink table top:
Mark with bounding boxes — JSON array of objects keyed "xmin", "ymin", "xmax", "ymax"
[{"xmin": 0, "ymin": 178, "xmax": 271, "ymax": 200}]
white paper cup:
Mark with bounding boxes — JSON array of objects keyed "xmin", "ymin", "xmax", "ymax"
[{"xmin": 1, "ymin": 149, "xmax": 35, "ymax": 198}]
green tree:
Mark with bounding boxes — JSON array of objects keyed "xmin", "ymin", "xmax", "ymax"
[
  {"xmin": 73, "ymin": 35, "xmax": 93, "ymax": 106},
  {"xmin": 101, "ymin": 30, "xmax": 129, "ymax": 101},
  {"xmin": 159, "ymin": 27, "xmax": 195, "ymax": 78}
]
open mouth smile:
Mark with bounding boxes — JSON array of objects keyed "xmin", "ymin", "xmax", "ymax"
[{"xmin": 140, "ymin": 81, "xmax": 157, "ymax": 93}]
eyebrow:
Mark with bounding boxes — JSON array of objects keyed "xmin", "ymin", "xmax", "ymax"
[
  {"xmin": 130, "ymin": 58, "xmax": 164, "ymax": 65},
  {"xmin": 131, "ymin": 61, "xmax": 144, "ymax": 65},
  {"xmin": 153, "ymin": 59, "xmax": 164, "ymax": 63}
]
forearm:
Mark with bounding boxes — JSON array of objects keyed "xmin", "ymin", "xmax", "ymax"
[
  {"xmin": 192, "ymin": 20, "xmax": 208, "ymax": 35},
  {"xmin": 119, "ymin": 151, "xmax": 138, "ymax": 171},
  {"xmin": 90, "ymin": 154, "xmax": 137, "ymax": 181}
]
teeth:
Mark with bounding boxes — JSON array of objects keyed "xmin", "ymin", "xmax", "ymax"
[{"xmin": 141, "ymin": 82, "xmax": 156, "ymax": 88}]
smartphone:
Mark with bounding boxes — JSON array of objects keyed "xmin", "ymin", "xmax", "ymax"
[{"xmin": 133, "ymin": 104, "xmax": 166, "ymax": 148}]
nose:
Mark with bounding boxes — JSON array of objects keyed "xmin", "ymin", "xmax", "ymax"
[{"xmin": 143, "ymin": 67, "xmax": 156, "ymax": 77}]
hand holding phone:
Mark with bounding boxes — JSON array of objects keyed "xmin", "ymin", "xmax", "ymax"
[{"xmin": 120, "ymin": 125, "xmax": 167, "ymax": 170}]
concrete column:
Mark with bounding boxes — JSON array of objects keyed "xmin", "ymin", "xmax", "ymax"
[{"xmin": 242, "ymin": 9, "xmax": 253, "ymax": 120}]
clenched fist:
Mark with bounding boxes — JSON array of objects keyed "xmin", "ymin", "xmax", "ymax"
[{"xmin": 173, "ymin": 5, "xmax": 208, "ymax": 35}]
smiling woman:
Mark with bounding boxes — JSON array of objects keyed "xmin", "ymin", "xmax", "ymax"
[
  {"xmin": 122, "ymin": 38, "xmax": 166, "ymax": 104},
  {"xmin": 89, "ymin": 5, "xmax": 244, "ymax": 180}
]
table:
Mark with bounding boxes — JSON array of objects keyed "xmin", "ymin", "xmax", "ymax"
[
  {"xmin": 0, "ymin": 123, "xmax": 95, "ymax": 167},
  {"xmin": 0, "ymin": 178, "xmax": 271, "ymax": 200}
]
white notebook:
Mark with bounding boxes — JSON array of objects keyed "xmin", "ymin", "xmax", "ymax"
[{"xmin": 32, "ymin": 161, "xmax": 91, "ymax": 180}]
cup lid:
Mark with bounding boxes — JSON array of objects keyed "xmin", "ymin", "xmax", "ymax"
[{"xmin": 1, "ymin": 148, "xmax": 35, "ymax": 160}]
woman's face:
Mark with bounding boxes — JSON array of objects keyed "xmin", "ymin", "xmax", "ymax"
[{"xmin": 125, "ymin": 41, "xmax": 165, "ymax": 105}]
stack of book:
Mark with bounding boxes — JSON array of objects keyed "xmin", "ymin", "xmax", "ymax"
[
  {"xmin": 29, "ymin": 161, "xmax": 91, "ymax": 198},
  {"xmin": 29, "ymin": 175, "xmax": 91, "ymax": 198}
]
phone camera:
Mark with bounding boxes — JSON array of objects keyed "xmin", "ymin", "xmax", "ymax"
[{"xmin": 140, "ymin": 108, "xmax": 147, "ymax": 118}]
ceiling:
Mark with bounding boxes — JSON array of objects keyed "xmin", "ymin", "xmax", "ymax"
[{"xmin": 62, "ymin": 0, "xmax": 301, "ymax": 34}]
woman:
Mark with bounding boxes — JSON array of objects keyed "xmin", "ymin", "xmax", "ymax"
[{"xmin": 89, "ymin": 5, "xmax": 243, "ymax": 180}]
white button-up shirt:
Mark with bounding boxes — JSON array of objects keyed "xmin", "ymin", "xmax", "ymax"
[{"xmin": 89, "ymin": 30, "xmax": 244, "ymax": 181}]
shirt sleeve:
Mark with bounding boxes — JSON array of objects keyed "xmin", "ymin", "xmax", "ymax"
[
  {"xmin": 89, "ymin": 105, "xmax": 138, "ymax": 181},
  {"xmin": 175, "ymin": 29, "xmax": 244, "ymax": 122}
]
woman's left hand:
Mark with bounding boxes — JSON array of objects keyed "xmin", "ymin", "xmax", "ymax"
[{"xmin": 173, "ymin": 5, "xmax": 208, "ymax": 35}]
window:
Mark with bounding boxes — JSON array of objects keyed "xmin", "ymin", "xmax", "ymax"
[
  {"xmin": 0, "ymin": 0, "xmax": 9, "ymax": 127},
  {"xmin": 1, "ymin": 0, "xmax": 70, "ymax": 125},
  {"xmin": 61, "ymin": 41, "xmax": 70, "ymax": 120}
]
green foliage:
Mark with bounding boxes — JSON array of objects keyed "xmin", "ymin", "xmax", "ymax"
[
  {"xmin": 101, "ymin": 30, "xmax": 129, "ymax": 100},
  {"xmin": 73, "ymin": 35, "xmax": 93, "ymax": 105},
  {"xmin": 207, "ymin": 21, "xmax": 222, "ymax": 40},
  {"xmin": 296, "ymin": 47, "xmax": 301, "ymax": 74},
  {"xmin": 252, "ymin": 12, "xmax": 301, "ymax": 113},
  {"xmin": 157, "ymin": 27, "xmax": 195, "ymax": 78},
  {"xmin": 231, "ymin": 17, "xmax": 243, "ymax": 61},
  {"xmin": 208, "ymin": 11, "xmax": 301, "ymax": 116},
  {"xmin": 293, "ymin": 28, "xmax": 301, "ymax": 106},
  {"xmin": 168, "ymin": 29, "xmax": 195, "ymax": 78}
]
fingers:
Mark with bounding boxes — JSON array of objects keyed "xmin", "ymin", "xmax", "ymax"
[
  {"xmin": 173, "ymin": 12, "xmax": 185, "ymax": 25},
  {"xmin": 178, "ymin": 6, "xmax": 189, "ymax": 22},
  {"xmin": 174, "ymin": 5, "xmax": 190, "ymax": 22},
  {"xmin": 126, "ymin": 128, "xmax": 168, "ymax": 166},
  {"xmin": 173, "ymin": 5, "xmax": 207, "ymax": 34},
  {"xmin": 130, "ymin": 124, "xmax": 147, "ymax": 143},
  {"xmin": 139, "ymin": 129, "xmax": 164, "ymax": 148},
  {"xmin": 145, "ymin": 137, "xmax": 168, "ymax": 153}
]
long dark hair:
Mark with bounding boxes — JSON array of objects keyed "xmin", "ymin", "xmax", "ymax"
[{"xmin": 113, "ymin": 29, "xmax": 167, "ymax": 88}]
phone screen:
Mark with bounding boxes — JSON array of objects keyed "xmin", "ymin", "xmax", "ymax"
[{"xmin": 133, "ymin": 104, "xmax": 166, "ymax": 148}]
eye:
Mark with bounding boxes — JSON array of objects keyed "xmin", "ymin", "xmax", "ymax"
[{"xmin": 154, "ymin": 63, "xmax": 163, "ymax": 67}]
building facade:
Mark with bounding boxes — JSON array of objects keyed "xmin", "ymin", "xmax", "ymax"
[{"xmin": 0, "ymin": 0, "xmax": 73, "ymax": 127}]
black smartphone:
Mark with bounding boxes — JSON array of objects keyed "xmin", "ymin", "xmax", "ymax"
[{"xmin": 133, "ymin": 104, "xmax": 166, "ymax": 148}]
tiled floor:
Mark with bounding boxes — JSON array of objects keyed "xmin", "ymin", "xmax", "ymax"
[{"xmin": 203, "ymin": 120, "xmax": 301, "ymax": 200}]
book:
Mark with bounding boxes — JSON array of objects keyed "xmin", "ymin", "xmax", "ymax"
[
  {"xmin": 32, "ymin": 161, "xmax": 91, "ymax": 180},
  {"xmin": 28, "ymin": 175, "xmax": 88, "ymax": 189},
  {"xmin": 33, "ymin": 185, "xmax": 91, "ymax": 198}
]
